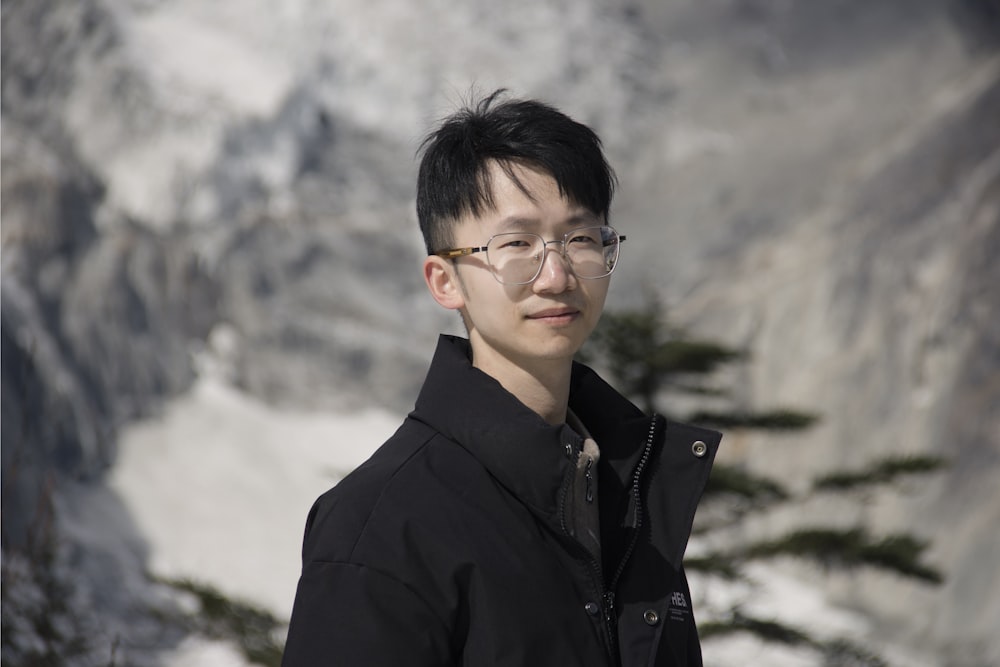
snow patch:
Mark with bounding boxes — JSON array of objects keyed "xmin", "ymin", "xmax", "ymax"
[
  {"xmin": 109, "ymin": 373, "xmax": 399, "ymax": 620},
  {"xmin": 161, "ymin": 636, "xmax": 251, "ymax": 667}
]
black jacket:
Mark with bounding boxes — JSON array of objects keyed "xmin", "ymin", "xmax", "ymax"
[{"xmin": 283, "ymin": 335, "xmax": 721, "ymax": 666}]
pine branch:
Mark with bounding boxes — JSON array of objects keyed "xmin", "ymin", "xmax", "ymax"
[
  {"xmin": 744, "ymin": 528, "xmax": 943, "ymax": 584},
  {"xmin": 698, "ymin": 611, "xmax": 810, "ymax": 645},
  {"xmin": 813, "ymin": 455, "xmax": 948, "ymax": 491},
  {"xmin": 688, "ymin": 408, "xmax": 819, "ymax": 431},
  {"xmin": 821, "ymin": 639, "xmax": 890, "ymax": 667},
  {"xmin": 703, "ymin": 463, "xmax": 789, "ymax": 502},
  {"xmin": 649, "ymin": 339, "xmax": 745, "ymax": 375},
  {"xmin": 584, "ymin": 303, "xmax": 744, "ymax": 413},
  {"xmin": 159, "ymin": 577, "xmax": 285, "ymax": 666},
  {"xmin": 663, "ymin": 382, "xmax": 731, "ymax": 397},
  {"xmin": 700, "ymin": 611, "xmax": 890, "ymax": 665},
  {"xmin": 684, "ymin": 553, "xmax": 742, "ymax": 579}
]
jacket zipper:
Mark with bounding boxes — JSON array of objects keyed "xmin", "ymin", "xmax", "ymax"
[
  {"xmin": 559, "ymin": 416, "xmax": 660, "ymax": 666},
  {"xmin": 603, "ymin": 416, "xmax": 658, "ymax": 661},
  {"xmin": 613, "ymin": 416, "xmax": 657, "ymax": 586},
  {"xmin": 559, "ymin": 443, "xmax": 617, "ymax": 664}
]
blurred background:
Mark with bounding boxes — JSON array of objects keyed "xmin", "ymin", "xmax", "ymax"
[{"xmin": 2, "ymin": 0, "xmax": 999, "ymax": 665}]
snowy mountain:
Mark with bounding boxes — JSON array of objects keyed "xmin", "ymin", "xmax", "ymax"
[{"xmin": 3, "ymin": 0, "xmax": 999, "ymax": 665}]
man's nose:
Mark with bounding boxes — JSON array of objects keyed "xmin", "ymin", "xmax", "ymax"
[{"xmin": 533, "ymin": 242, "xmax": 576, "ymax": 292}]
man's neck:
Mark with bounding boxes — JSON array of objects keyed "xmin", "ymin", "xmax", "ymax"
[{"xmin": 470, "ymin": 346, "xmax": 573, "ymax": 426}]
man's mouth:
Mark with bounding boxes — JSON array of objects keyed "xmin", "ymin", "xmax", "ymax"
[{"xmin": 527, "ymin": 307, "xmax": 580, "ymax": 323}]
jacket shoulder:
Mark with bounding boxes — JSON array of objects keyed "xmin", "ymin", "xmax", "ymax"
[
  {"xmin": 299, "ymin": 418, "xmax": 432, "ymax": 559},
  {"xmin": 298, "ymin": 417, "xmax": 477, "ymax": 564},
  {"xmin": 645, "ymin": 417, "xmax": 722, "ymax": 569},
  {"xmin": 661, "ymin": 418, "xmax": 722, "ymax": 453}
]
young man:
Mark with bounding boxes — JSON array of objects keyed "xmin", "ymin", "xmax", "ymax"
[{"xmin": 282, "ymin": 91, "xmax": 721, "ymax": 666}]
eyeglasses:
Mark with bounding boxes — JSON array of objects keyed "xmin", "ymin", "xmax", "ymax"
[{"xmin": 431, "ymin": 225, "xmax": 626, "ymax": 285}]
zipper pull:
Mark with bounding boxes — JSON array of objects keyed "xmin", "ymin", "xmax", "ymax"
[
  {"xmin": 585, "ymin": 456, "xmax": 595, "ymax": 503},
  {"xmin": 602, "ymin": 590, "xmax": 618, "ymax": 647},
  {"xmin": 603, "ymin": 590, "xmax": 616, "ymax": 616}
]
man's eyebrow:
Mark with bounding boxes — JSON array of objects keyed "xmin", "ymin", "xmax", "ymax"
[
  {"xmin": 494, "ymin": 211, "xmax": 600, "ymax": 232},
  {"xmin": 566, "ymin": 211, "xmax": 601, "ymax": 225},
  {"xmin": 494, "ymin": 216, "xmax": 536, "ymax": 231}
]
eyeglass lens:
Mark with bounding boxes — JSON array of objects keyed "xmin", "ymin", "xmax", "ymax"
[{"xmin": 486, "ymin": 226, "xmax": 620, "ymax": 285}]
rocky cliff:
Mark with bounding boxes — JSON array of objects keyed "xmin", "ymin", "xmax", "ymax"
[{"xmin": 2, "ymin": 0, "xmax": 998, "ymax": 664}]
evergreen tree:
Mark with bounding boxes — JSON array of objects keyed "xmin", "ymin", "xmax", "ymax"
[{"xmin": 583, "ymin": 296, "xmax": 945, "ymax": 665}]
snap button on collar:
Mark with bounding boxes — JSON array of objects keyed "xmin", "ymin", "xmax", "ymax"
[
  {"xmin": 692, "ymin": 440, "xmax": 707, "ymax": 457},
  {"xmin": 643, "ymin": 609, "xmax": 660, "ymax": 626}
]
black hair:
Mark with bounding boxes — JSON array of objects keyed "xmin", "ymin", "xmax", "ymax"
[{"xmin": 416, "ymin": 89, "xmax": 617, "ymax": 254}]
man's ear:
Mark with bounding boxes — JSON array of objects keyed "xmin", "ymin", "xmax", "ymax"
[{"xmin": 423, "ymin": 255, "xmax": 466, "ymax": 310}]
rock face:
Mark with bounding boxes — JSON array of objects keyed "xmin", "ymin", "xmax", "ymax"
[
  {"xmin": 2, "ymin": 0, "xmax": 998, "ymax": 664},
  {"xmin": 682, "ymin": 66, "xmax": 1000, "ymax": 663}
]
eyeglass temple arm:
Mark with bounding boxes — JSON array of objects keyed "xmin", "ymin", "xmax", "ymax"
[
  {"xmin": 431, "ymin": 246, "xmax": 488, "ymax": 259},
  {"xmin": 434, "ymin": 235, "xmax": 623, "ymax": 258}
]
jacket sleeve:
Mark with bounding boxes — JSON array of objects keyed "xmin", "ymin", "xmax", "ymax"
[{"xmin": 281, "ymin": 560, "xmax": 453, "ymax": 666}]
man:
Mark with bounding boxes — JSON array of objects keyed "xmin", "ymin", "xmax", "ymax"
[{"xmin": 282, "ymin": 90, "xmax": 721, "ymax": 666}]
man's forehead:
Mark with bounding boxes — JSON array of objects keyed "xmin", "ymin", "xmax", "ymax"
[
  {"xmin": 469, "ymin": 162, "xmax": 597, "ymax": 222},
  {"xmin": 454, "ymin": 205, "xmax": 599, "ymax": 237},
  {"xmin": 482, "ymin": 159, "xmax": 554, "ymax": 199}
]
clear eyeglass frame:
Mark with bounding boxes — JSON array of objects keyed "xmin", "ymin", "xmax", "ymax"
[{"xmin": 431, "ymin": 225, "xmax": 626, "ymax": 285}]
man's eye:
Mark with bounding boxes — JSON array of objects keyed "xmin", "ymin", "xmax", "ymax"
[
  {"xmin": 498, "ymin": 239, "xmax": 532, "ymax": 249},
  {"xmin": 568, "ymin": 235, "xmax": 598, "ymax": 245}
]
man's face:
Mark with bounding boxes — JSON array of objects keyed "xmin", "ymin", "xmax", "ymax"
[{"xmin": 446, "ymin": 161, "xmax": 611, "ymax": 374}]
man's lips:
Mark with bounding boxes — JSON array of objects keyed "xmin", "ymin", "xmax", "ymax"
[{"xmin": 527, "ymin": 307, "xmax": 580, "ymax": 320}]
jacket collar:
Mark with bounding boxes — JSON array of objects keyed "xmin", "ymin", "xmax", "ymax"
[
  {"xmin": 568, "ymin": 359, "xmax": 660, "ymax": 491},
  {"xmin": 411, "ymin": 336, "xmax": 572, "ymax": 524},
  {"xmin": 410, "ymin": 335, "xmax": 653, "ymax": 525},
  {"xmin": 410, "ymin": 335, "xmax": 720, "ymax": 568}
]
